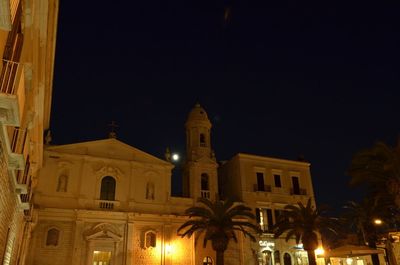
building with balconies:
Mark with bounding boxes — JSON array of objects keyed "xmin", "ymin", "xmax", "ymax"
[
  {"xmin": 219, "ymin": 153, "xmax": 318, "ymax": 265},
  {"xmin": 0, "ymin": 0, "xmax": 58, "ymax": 263}
]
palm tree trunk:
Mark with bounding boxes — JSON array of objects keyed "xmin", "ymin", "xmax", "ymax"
[
  {"xmin": 368, "ymin": 241, "xmax": 380, "ymax": 265},
  {"xmin": 306, "ymin": 249, "xmax": 317, "ymax": 265},
  {"xmin": 216, "ymin": 250, "xmax": 224, "ymax": 265}
]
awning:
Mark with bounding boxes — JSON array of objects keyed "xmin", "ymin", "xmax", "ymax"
[{"xmin": 318, "ymin": 245, "xmax": 384, "ymax": 258}]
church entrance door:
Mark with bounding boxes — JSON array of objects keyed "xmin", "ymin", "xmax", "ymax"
[{"xmin": 92, "ymin": 251, "xmax": 111, "ymax": 265}]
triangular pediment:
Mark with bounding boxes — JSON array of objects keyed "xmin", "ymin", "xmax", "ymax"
[
  {"xmin": 46, "ymin": 138, "xmax": 171, "ymax": 166},
  {"xmin": 86, "ymin": 230, "xmax": 123, "ymax": 242}
]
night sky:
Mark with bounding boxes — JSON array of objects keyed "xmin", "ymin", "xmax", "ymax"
[{"xmin": 50, "ymin": 1, "xmax": 400, "ymax": 211}]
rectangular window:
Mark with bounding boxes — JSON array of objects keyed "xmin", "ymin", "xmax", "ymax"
[
  {"xmin": 255, "ymin": 208, "xmax": 261, "ymax": 223},
  {"xmin": 274, "ymin": 174, "xmax": 281, "ymax": 187},
  {"xmin": 257, "ymin": 208, "xmax": 273, "ymax": 232},
  {"xmin": 256, "ymin": 172, "xmax": 265, "ymax": 191},
  {"xmin": 274, "ymin": 209, "xmax": 283, "ymax": 224},
  {"xmin": 292, "ymin": 176, "xmax": 300, "ymax": 195},
  {"xmin": 266, "ymin": 209, "xmax": 273, "ymax": 231}
]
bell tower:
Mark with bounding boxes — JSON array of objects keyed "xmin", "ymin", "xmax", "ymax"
[{"xmin": 183, "ymin": 103, "xmax": 218, "ymax": 200}]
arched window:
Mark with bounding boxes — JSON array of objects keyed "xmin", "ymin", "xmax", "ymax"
[
  {"xmin": 46, "ymin": 228, "xmax": 60, "ymax": 246},
  {"xmin": 274, "ymin": 251, "xmax": 281, "ymax": 265},
  {"xmin": 201, "ymin": 173, "xmax": 209, "ymax": 190},
  {"xmin": 283, "ymin": 253, "xmax": 292, "ymax": 265},
  {"xmin": 100, "ymin": 176, "xmax": 116, "ymax": 201},
  {"xmin": 200, "ymin": 134, "xmax": 206, "ymax": 146},
  {"xmin": 145, "ymin": 231, "xmax": 156, "ymax": 248},
  {"xmin": 203, "ymin": 257, "xmax": 213, "ymax": 265},
  {"xmin": 56, "ymin": 172, "xmax": 68, "ymax": 192}
]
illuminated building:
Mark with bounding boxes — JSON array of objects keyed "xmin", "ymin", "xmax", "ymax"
[
  {"xmin": 26, "ymin": 104, "xmax": 323, "ymax": 265},
  {"xmin": 0, "ymin": 0, "xmax": 58, "ymax": 264},
  {"xmin": 219, "ymin": 153, "xmax": 318, "ymax": 265}
]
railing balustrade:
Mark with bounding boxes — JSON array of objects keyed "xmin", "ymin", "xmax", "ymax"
[
  {"xmin": 99, "ymin": 201, "xmax": 115, "ymax": 210},
  {"xmin": 200, "ymin": 190, "xmax": 210, "ymax": 199},
  {"xmin": 253, "ymin": 184, "xmax": 272, "ymax": 192},
  {"xmin": 8, "ymin": 127, "xmax": 28, "ymax": 155},
  {"xmin": 0, "ymin": 59, "xmax": 22, "ymax": 95},
  {"xmin": 290, "ymin": 188, "xmax": 307, "ymax": 195}
]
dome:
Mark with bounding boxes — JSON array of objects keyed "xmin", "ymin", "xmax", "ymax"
[{"xmin": 187, "ymin": 103, "xmax": 210, "ymax": 122}]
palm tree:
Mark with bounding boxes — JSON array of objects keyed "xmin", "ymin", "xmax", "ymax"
[
  {"xmin": 273, "ymin": 198, "xmax": 339, "ymax": 265},
  {"xmin": 342, "ymin": 198, "xmax": 391, "ymax": 265},
  {"xmin": 177, "ymin": 197, "xmax": 260, "ymax": 265},
  {"xmin": 348, "ymin": 141, "xmax": 400, "ymax": 208}
]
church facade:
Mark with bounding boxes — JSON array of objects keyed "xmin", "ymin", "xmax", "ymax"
[{"xmin": 26, "ymin": 104, "xmax": 321, "ymax": 265}]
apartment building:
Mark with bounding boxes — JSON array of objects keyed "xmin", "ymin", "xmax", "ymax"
[{"xmin": 0, "ymin": 0, "xmax": 58, "ymax": 263}]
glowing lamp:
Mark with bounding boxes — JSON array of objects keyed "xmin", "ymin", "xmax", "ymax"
[
  {"xmin": 315, "ymin": 247, "xmax": 324, "ymax": 256},
  {"xmin": 166, "ymin": 244, "xmax": 172, "ymax": 254}
]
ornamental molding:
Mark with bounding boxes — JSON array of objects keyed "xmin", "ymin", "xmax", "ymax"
[{"xmin": 85, "ymin": 223, "xmax": 122, "ymax": 242}]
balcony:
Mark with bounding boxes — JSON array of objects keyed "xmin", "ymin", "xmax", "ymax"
[
  {"xmin": 200, "ymin": 190, "xmax": 210, "ymax": 199},
  {"xmin": 0, "ymin": 59, "xmax": 25, "ymax": 126},
  {"xmin": 253, "ymin": 184, "xmax": 272, "ymax": 192},
  {"xmin": 6, "ymin": 126, "xmax": 28, "ymax": 170},
  {"xmin": 290, "ymin": 188, "xmax": 307, "ymax": 195},
  {"xmin": 14, "ymin": 156, "xmax": 30, "ymax": 194},
  {"xmin": 19, "ymin": 187, "xmax": 31, "ymax": 210},
  {"xmin": 96, "ymin": 200, "xmax": 120, "ymax": 210}
]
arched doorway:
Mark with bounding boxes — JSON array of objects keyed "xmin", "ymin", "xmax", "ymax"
[{"xmin": 283, "ymin": 253, "xmax": 292, "ymax": 265}]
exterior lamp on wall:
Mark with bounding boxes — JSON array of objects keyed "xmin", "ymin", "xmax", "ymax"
[
  {"xmin": 314, "ymin": 247, "xmax": 324, "ymax": 256},
  {"xmin": 373, "ymin": 219, "xmax": 383, "ymax": 225},
  {"xmin": 166, "ymin": 243, "xmax": 172, "ymax": 254},
  {"xmin": 346, "ymin": 257, "xmax": 353, "ymax": 265}
]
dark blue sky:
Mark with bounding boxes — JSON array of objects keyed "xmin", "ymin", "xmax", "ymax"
[{"xmin": 50, "ymin": 0, "xmax": 400, "ymax": 210}]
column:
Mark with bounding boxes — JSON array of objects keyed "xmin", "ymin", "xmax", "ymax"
[
  {"xmin": 125, "ymin": 223, "xmax": 134, "ymax": 265},
  {"xmin": 164, "ymin": 224, "xmax": 172, "ymax": 265},
  {"xmin": 86, "ymin": 241, "xmax": 94, "ymax": 265},
  {"xmin": 72, "ymin": 220, "xmax": 85, "ymax": 265}
]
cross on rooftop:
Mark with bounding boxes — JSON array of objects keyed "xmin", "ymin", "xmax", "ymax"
[{"xmin": 108, "ymin": 121, "xmax": 119, "ymax": 139}]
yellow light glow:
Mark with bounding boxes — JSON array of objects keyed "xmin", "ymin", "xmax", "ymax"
[
  {"xmin": 166, "ymin": 244, "xmax": 172, "ymax": 254},
  {"xmin": 315, "ymin": 247, "xmax": 324, "ymax": 256},
  {"xmin": 374, "ymin": 219, "xmax": 383, "ymax": 225},
  {"xmin": 346, "ymin": 257, "xmax": 353, "ymax": 265}
]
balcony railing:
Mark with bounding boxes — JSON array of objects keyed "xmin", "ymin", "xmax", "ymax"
[
  {"xmin": 8, "ymin": 127, "xmax": 28, "ymax": 155},
  {"xmin": 96, "ymin": 200, "xmax": 120, "ymax": 210},
  {"xmin": 253, "ymin": 184, "xmax": 272, "ymax": 192},
  {"xmin": 0, "ymin": 59, "xmax": 22, "ymax": 95},
  {"xmin": 16, "ymin": 155, "xmax": 30, "ymax": 185},
  {"xmin": 290, "ymin": 188, "xmax": 307, "ymax": 195},
  {"xmin": 23, "ymin": 203, "xmax": 33, "ymax": 219},
  {"xmin": 20, "ymin": 185, "xmax": 31, "ymax": 203},
  {"xmin": 201, "ymin": 190, "xmax": 210, "ymax": 199},
  {"xmin": 0, "ymin": 59, "xmax": 25, "ymax": 126},
  {"xmin": 4, "ymin": 127, "xmax": 29, "ymax": 171}
]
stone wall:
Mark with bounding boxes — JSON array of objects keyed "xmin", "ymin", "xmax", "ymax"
[
  {"xmin": 0, "ymin": 141, "xmax": 24, "ymax": 265},
  {"xmin": 29, "ymin": 220, "xmax": 74, "ymax": 265}
]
